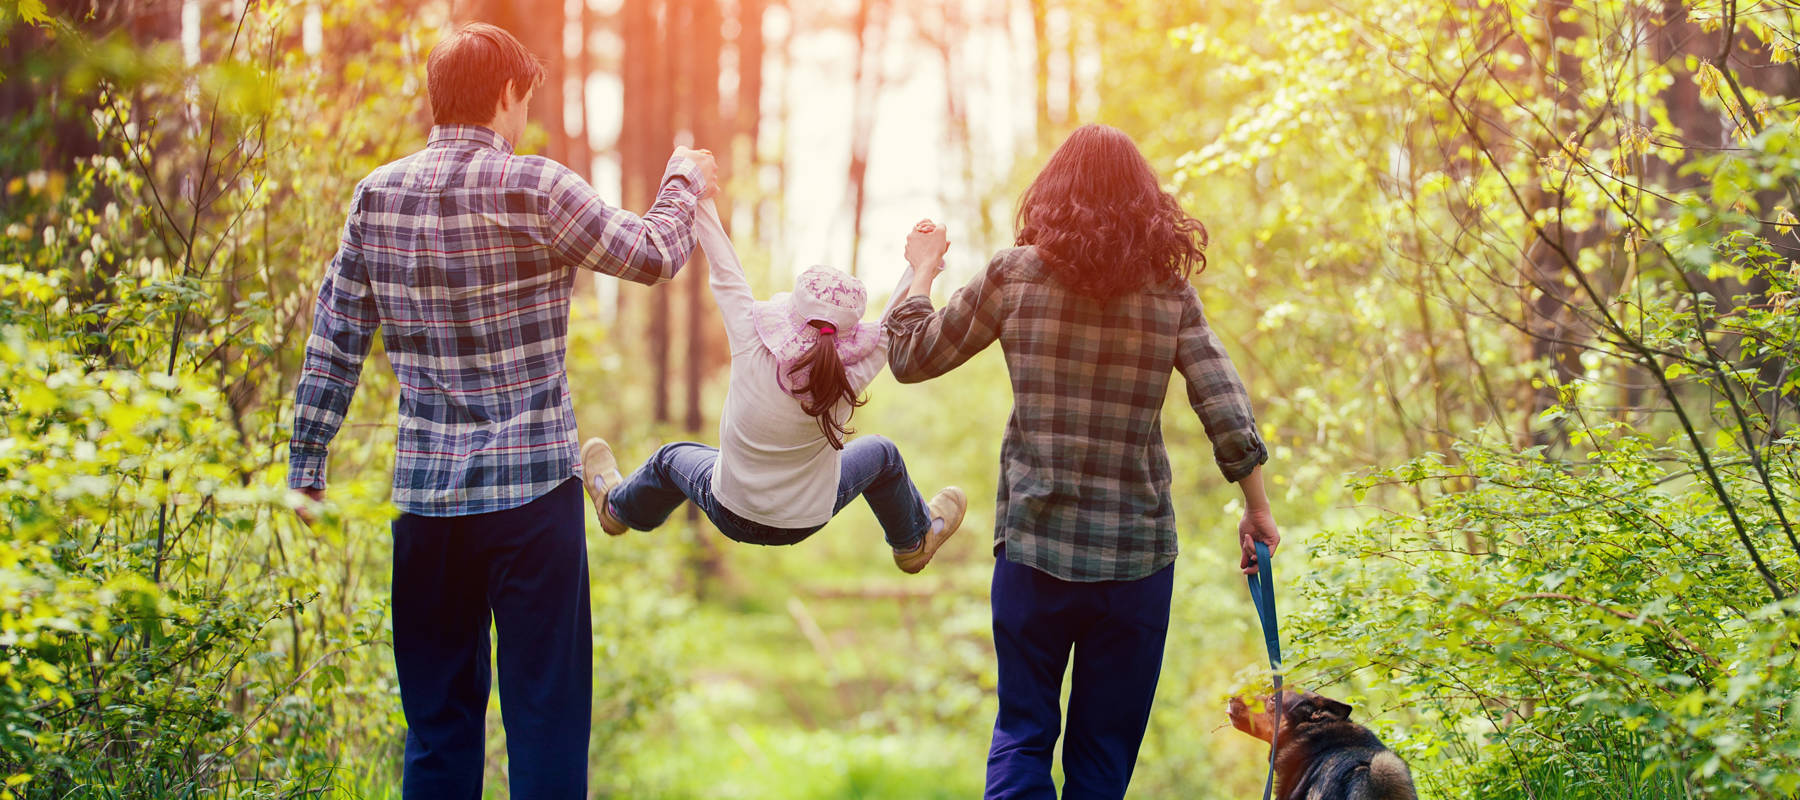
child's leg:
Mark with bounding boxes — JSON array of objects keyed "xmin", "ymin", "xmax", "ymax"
[
  {"xmin": 832, "ymin": 435, "xmax": 933, "ymax": 551},
  {"xmin": 606, "ymin": 442, "xmax": 721, "ymax": 530},
  {"xmin": 608, "ymin": 441, "xmax": 824, "ymax": 545}
]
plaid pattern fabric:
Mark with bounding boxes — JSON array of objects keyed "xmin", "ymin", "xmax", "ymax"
[
  {"xmin": 289, "ymin": 124, "xmax": 703, "ymax": 516},
  {"xmin": 884, "ymin": 246, "xmax": 1268, "ymax": 582}
]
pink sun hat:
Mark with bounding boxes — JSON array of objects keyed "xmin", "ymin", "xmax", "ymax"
[{"xmin": 748, "ymin": 265, "xmax": 883, "ymax": 372}]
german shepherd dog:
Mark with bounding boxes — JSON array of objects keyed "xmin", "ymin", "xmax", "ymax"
[{"xmin": 1228, "ymin": 689, "xmax": 1417, "ymax": 800}]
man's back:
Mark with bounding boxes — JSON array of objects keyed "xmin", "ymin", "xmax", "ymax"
[
  {"xmin": 289, "ymin": 123, "xmax": 703, "ymax": 516},
  {"xmin": 284, "ymin": 23, "xmax": 718, "ymax": 798}
]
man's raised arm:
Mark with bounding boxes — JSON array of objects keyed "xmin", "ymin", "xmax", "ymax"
[{"xmin": 546, "ymin": 147, "xmax": 717, "ymax": 286}]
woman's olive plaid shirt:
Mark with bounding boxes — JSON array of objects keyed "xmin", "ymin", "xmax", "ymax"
[{"xmin": 884, "ymin": 246, "xmax": 1268, "ymax": 582}]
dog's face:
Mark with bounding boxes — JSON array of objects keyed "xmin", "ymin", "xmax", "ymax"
[{"xmin": 1228, "ymin": 689, "xmax": 1354, "ymax": 742}]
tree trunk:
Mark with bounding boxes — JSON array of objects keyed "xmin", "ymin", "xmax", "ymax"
[
  {"xmin": 1515, "ymin": 0, "xmax": 1599, "ymax": 450},
  {"xmin": 569, "ymin": 0, "xmax": 594, "ymax": 179},
  {"xmin": 767, "ymin": 0, "xmax": 795, "ymax": 239},
  {"xmin": 1065, "ymin": 4, "xmax": 1081, "ymax": 125},
  {"xmin": 844, "ymin": 0, "xmax": 888, "ymax": 277},
  {"xmin": 619, "ymin": 0, "xmax": 655, "ymax": 326},
  {"xmin": 621, "ymin": 0, "xmax": 676, "ymax": 423},
  {"xmin": 736, "ymin": 0, "xmax": 767, "ymax": 212},
  {"xmin": 570, "ymin": 0, "xmax": 597, "ymax": 295},
  {"xmin": 684, "ymin": 0, "xmax": 723, "ymax": 436},
  {"xmin": 1029, "ymin": 0, "xmax": 1052, "ymax": 148},
  {"xmin": 671, "ymin": 0, "xmax": 731, "ymax": 590}
]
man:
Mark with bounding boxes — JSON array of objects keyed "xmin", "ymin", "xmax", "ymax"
[{"xmin": 286, "ymin": 22, "xmax": 717, "ymax": 799}]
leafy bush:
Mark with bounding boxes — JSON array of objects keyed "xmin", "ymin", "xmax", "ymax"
[
  {"xmin": 0, "ymin": 4, "xmax": 691, "ymax": 796},
  {"xmin": 1150, "ymin": 0, "xmax": 1800, "ymax": 796}
]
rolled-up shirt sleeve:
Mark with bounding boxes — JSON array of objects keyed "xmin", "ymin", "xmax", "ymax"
[{"xmin": 1174, "ymin": 285, "xmax": 1268, "ymax": 482}]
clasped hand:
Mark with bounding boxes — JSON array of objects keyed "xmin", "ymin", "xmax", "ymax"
[
  {"xmin": 673, "ymin": 146, "xmax": 720, "ymax": 199},
  {"xmin": 904, "ymin": 219, "xmax": 950, "ymax": 298}
]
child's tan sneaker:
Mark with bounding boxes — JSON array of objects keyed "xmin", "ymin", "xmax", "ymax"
[
  {"xmin": 581, "ymin": 438, "xmax": 630, "ymax": 536},
  {"xmin": 894, "ymin": 486, "xmax": 967, "ymax": 574}
]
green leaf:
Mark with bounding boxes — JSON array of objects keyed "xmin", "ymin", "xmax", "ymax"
[{"xmin": 8, "ymin": 0, "xmax": 51, "ymax": 26}]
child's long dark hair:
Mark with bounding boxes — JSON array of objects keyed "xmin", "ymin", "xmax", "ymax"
[{"xmin": 787, "ymin": 321, "xmax": 867, "ymax": 450}]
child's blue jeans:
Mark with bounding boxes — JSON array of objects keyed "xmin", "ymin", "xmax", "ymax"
[{"xmin": 607, "ymin": 435, "xmax": 932, "ymax": 550}]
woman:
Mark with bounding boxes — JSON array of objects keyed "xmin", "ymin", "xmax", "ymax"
[
  {"xmin": 580, "ymin": 198, "xmax": 966, "ymax": 572},
  {"xmin": 885, "ymin": 124, "xmax": 1282, "ymax": 799}
]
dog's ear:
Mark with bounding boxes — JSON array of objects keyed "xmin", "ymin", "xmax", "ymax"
[{"xmin": 1318, "ymin": 697, "xmax": 1353, "ymax": 720}]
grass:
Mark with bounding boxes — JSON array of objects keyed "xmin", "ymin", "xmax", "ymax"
[{"xmin": 1468, "ymin": 731, "xmax": 1696, "ymax": 800}]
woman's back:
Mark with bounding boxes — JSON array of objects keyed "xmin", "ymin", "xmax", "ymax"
[
  {"xmin": 996, "ymin": 247, "xmax": 1183, "ymax": 515},
  {"xmin": 886, "ymin": 245, "xmax": 1266, "ymax": 582},
  {"xmin": 877, "ymin": 123, "xmax": 1278, "ymax": 800}
]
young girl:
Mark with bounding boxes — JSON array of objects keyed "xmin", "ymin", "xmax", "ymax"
[
  {"xmin": 883, "ymin": 124, "xmax": 1282, "ymax": 799},
  {"xmin": 580, "ymin": 199, "xmax": 966, "ymax": 573}
]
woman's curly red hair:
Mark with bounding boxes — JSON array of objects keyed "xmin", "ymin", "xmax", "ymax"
[{"xmin": 1015, "ymin": 124, "xmax": 1208, "ymax": 300}]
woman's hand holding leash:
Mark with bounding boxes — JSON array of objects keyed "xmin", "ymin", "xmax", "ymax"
[
  {"xmin": 1235, "ymin": 466, "xmax": 1281, "ymax": 575},
  {"xmin": 1240, "ymin": 509, "xmax": 1280, "ymax": 575}
]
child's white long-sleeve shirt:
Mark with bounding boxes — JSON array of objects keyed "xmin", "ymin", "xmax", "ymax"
[{"xmin": 695, "ymin": 199, "xmax": 912, "ymax": 528}]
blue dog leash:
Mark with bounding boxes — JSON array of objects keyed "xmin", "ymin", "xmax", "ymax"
[{"xmin": 1246, "ymin": 540, "xmax": 1282, "ymax": 800}]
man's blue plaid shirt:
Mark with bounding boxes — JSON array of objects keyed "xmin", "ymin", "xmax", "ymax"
[{"xmin": 288, "ymin": 124, "xmax": 703, "ymax": 516}]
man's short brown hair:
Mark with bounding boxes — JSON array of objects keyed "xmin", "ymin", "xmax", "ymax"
[{"xmin": 426, "ymin": 23, "xmax": 546, "ymax": 126}]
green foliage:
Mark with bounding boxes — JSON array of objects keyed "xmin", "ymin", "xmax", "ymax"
[
  {"xmin": 0, "ymin": 191, "xmax": 395, "ymax": 798},
  {"xmin": 0, "ymin": 3, "xmax": 689, "ymax": 797},
  {"xmin": 1302, "ymin": 429, "xmax": 1799, "ymax": 796},
  {"xmin": 0, "ymin": 11, "xmax": 403, "ymax": 787},
  {"xmin": 6, "ymin": 0, "xmax": 1799, "ymax": 798},
  {"xmin": 1147, "ymin": 0, "xmax": 1800, "ymax": 796}
]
